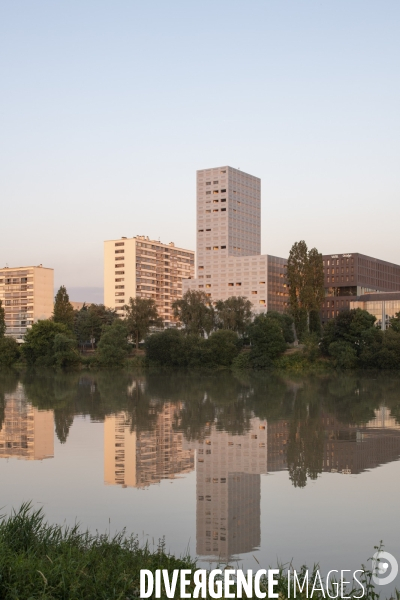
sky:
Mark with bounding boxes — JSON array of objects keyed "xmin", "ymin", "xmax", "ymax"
[{"xmin": 1, "ymin": 1, "xmax": 399, "ymax": 302}]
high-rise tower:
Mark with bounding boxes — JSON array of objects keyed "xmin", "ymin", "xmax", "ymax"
[{"xmin": 183, "ymin": 166, "xmax": 288, "ymax": 313}]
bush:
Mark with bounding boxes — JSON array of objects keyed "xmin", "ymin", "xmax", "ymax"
[
  {"xmin": 248, "ymin": 315, "xmax": 287, "ymax": 369},
  {"xmin": 206, "ymin": 329, "xmax": 241, "ymax": 366},
  {"xmin": 95, "ymin": 321, "xmax": 130, "ymax": 368},
  {"xmin": 21, "ymin": 321, "xmax": 77, "ymax": 367},
  {"xmin": 53, "ymin": 334, "xmax": 81, "ymax": 368},
  {"xmin": 231, "ymin": 352, "xmax": 251, "ymax": 370},
  {"xmin": 0, "ymin": 337, "xmax": 20, "ymax": 367},
  {"xmin": 328, "ymin": 341, "xmax": 358, "ymax": 369}
]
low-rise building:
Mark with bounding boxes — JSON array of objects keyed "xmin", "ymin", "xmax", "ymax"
[
  {"xmin": 0, "ymin": 265, "xmax": 54, "ymax": 340},
  {"xmin": 350, "ymin": 291, "xmax": 400, "ymax": 330},
  {"xmin": 104, "ymin": 236, "xmax": 195, "ymax": 326},
  {"xmin": 320, "ymin": 253, "xmax": 400, "ymax": 325}
]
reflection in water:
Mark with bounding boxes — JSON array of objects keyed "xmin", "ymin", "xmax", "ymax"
[
  {"xmin": 2, "ymin": 370, "xmax": 400, "ymax": 566},
  {"xmin": 0, "ymin": 383, "xmax": 54, "ymax": 461},
  {"xmin": 185, "ymin": 418, "xmax": 267, "ymax": 561},
  {"xmin": 104, "ymin": 403, "xmax": 194, "ymax": 488}
]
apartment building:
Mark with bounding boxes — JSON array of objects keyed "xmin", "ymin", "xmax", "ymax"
[
  {"xmin": 104, "ymin": 236, "xmax": 195, "ymax": 325},
  {"xmin": 321, "ymin": 253, "xmax": 400, "ymax": 324},
  {"xmin": 104, "ymin": 403, "xmax": 194, "ymax": 488},
  {"xmin": 0, "ymin": 265, "xmax": 54, "ymax": 340},
  {"xmin": 182, "ymin": 166, "xmax": 289, "ymax": 314},
  {"xmin": 184, "ymin": 418, "xmax": 267, "ymax": 561},
  {"xmin": 0, "ymin": 383, "xmax": 54, "ymax": 461}
]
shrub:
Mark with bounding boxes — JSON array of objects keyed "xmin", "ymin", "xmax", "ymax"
[
  {"xmin": 0, "ymin": 337, "xmax": 20, "ymax": 367},
  {"xmin": 22, "ymin": 321, "xmax": 77, "ymax": 367},
  {"xmin": 248, "ymin": 315, "xmax": 287, "ymax": 369},
  {"xmin": 328, "ymin": 341, "xmax": 358, "ymax": 369},
  {"xmin": 95, "ymin": 321, "xmax": 130, "ymax": 368},
  {"xmin": 206, "ymin": 329, "xmax": 241, "ymax": 366}
]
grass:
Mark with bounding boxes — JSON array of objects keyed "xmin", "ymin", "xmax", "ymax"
[{"xmin": 0, "ymin": 504, "xmax": 398, "ymax": 599}]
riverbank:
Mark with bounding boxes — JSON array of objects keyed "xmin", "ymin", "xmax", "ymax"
[{"xmin": 0, "ymin": 504, "xmax": 393, "ymax": 599}]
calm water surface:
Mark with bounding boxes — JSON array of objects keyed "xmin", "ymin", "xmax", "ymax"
[{"xmin": 1, "ymin": 370, "xmax": 400, "ymax": 589}]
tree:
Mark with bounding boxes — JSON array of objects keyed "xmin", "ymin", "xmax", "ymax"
[
  {"xmin": 53, "ymin": 286, "xmax": 74, "ymax": 330},
  {"xmin": 247, "ymin": 314, "xmax": 287, "ymax": 368},
  {"xmin": 0, "ymin": 299, "xmax": 5, "ymax": 337},
  {"xmin": 22, "ymin": 320, "xmax": 76, "ymax": 366},
  {"xmin": 207, "ymin": 329, "xmax": 241, "ymax": 366},
  {"xmin": 95, "ymin": 321, "xmax": 130, "ymax": 368},
  {"xmin": 390, "ymin": 312, "xmax": 400, "ymax": 333},
  {"xmin": 215, "ymin": 296, "xmax": 252, "ymax": 336},
  {"xmin": 287, "ymin": 241, "xmax": 324, "ymax": 338},
  {"xmin": 265, "ymin": 311, "xmax": 295, "ymax": 343},
  {"xmin": 124, "ymin": 297, "xmax": 162, "ymax": 349},
  {"xmin": 0, "ymin": 337, "xmax": 20, "ymax": 367},
  {"xmin": 321, "ymin": 308, "xmax": 376, "ymax": 357},
  {"xmin": 74, "ymin": 304, "xmax": 118, "ymax": 350},
  {"xmin": 172, "ymin": 290, "xmax": 213, "ymax": 337}
]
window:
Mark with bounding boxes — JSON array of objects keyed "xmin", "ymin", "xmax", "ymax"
[
  {"xmin": 251, "ymin": 291, "xmax": 257, "ymax": 294},
  {"xmin": 213, "ymin": 180, "xmax": 218, "ymax": 184},
  {"xmin": 206, "ymin": 228, "xmax": 211, "ymax": 231},
  {"xmin": 228, "ymin": 283, "xmax": 234, "ymax": 287},
  {"xmin": 198, "ymin": 229, "xmax": 204, "ymax": 232},
  {"xmin": 199, "ymin": 266, "xmax": 204, "ymax": 270},
  {"xmin": 221, "ymin": 245, "xmax": 226, "ymax": 249},
  {"xmin": 236, "ymin": 282, "xmax": 242, "ymax": 286},
  {"xmin": 115, "ymin": 263, "xmax": 124, "ymax": 268},
  {"xmin": 206, "ymin": 284, "xmax": 211, "ymax": 288},
  {"xmin": 116, "ymin": 299, "xmax": 125, "ymax": 304},
  {"xmin": 206, "ymin": 191, "xmax": 211, "ymax": 195},
  {"xmin": 221, "ymin": 208, "xmax": 226, "ymax": 211},
  {"xmin": 115, "ymin": 242, "xmax": 124, "ymax": 246},
  {"xmin": 259, "ymin": 281, "xmax": 265, "ymax": 284},
  {"xmin": 213, "ymin": 190, "xmax": 218, "ymax": 195},
  {"xmin": 115, "ymin": 278, "xmax": 125, "ymax": 282},
  {"xmin": 206, "ymin": 209, "xmax": 211, "ymax": 213},
  {"xmin": 115, "ymin": 250, "xmax": 124, "ymax": 254},
  {"xmin": 115, "ymin": 292, "xmax": 124, "ymax": 297},
  {"xmin": 115, "ymin": 285, "xmax": 124, "ymax": 289},
  {"xmin": 206, "ymin": 246, "xmax": 211, "ymax": 250},
  {"xmin": 213, "ymin": 246, "xmax": 218, "ymax": 250},
  {"xmin": 221, "ymin": 198, "xmax": 226, "ymax": 202},
  {"xmin": 221, "ymin": 189, "xmax": 226, "ymax": 193},
  {"xmin": 206, "ymin": 181, "xmax": 211, "ymax": 185},
  {"xmin": 213, "ymin": 209, "xmax": 218, "ymax": 213},
  {"xmin": 213, "ymin": 199, "xmax": 218, "ymax": 203},
  {"xmin": 199, "ymin": 285, "xmax": 204, "ymax": 288},
  {"xmin": 259, "ymin": 300, "xmax": 266, "ymax": 305},
  {"xmin": 115, "ymin": 270, "xmax": 125, "ymax": 275}
]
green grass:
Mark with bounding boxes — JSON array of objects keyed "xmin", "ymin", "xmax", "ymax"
[{"xmin": 0, "ymin": 504, "xmax": 397, "ymax": 599}]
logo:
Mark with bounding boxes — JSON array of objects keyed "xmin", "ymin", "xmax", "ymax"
[{"xmin": 372, "ymin": 551, "xmax": 398, "ymax": 586}]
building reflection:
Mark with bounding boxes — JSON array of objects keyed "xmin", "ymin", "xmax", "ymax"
[
  {"xmin": 104, "ymin": 402, "xmax": 194, "ymax": 488},
  {"xmin": 268, "ymin": 406, "xmax": 400, "ymax": 477},
  {"xmin": 184, "ymin": 418, "xmax": 267, "ymax": 562},
  {"xmin": 0, "ymin": 383, "xmax": 54, "ymax": 460}
]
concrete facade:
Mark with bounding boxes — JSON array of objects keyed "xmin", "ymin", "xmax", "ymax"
[
  {"xmin": 0, "ymin": 265, "xmax": 54, "ymax": 340},
  {"xmin": 104, "ymin": 236, "xmax": 195, "ymax": 325},
  {"xmin": 183, "ymin": 166, "xmax": 289, "ymax": 314}
]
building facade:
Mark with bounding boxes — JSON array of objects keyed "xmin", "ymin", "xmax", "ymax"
[
  {"xmin": 350, "ymin": 291, "xmax": 400, "ymax": 330},
  {"xmin": 0, "ymin": 265, "xmax": 54, "ymax": 340},
  {"xmin": 104, "ymin": 236, "xmax": 195, "ymax": 325},
  {"xmin": 182, "ymin": 166, "xmax": 289, "ymax": 314},
  {"xmin": 320, "ymin": 253, "xmax": 400, "ymax": 324}
]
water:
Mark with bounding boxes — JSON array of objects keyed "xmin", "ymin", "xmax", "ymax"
[{"xmin": 1, "ymin": 369, "xmax": 400, "ymax": 592}]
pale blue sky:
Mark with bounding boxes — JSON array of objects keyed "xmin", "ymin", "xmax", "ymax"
[{"xmin": 1, "ymin": 1, "xmax": 399, "ymax": 301}]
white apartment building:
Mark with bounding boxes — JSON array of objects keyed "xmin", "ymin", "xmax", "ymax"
[
  {"xmin": 0, "ymin": 265, "xmax": 54, "ymax": 340},
  {"xmin": 104, "ymin": 236, "xmax": 195, "ymax": 325},
  {"xmin": 183, "ymin": 166, "xmax": 289, "ymax": 314}
]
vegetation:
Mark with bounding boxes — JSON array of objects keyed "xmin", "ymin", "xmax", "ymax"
[
  {"xmin": 0, "ymin": 300, "xmax": 20, "ymax": 366},
  {"xmin": 172, "ymin": 289, "xmax": 214, "ymax": 336},
  {"xmin": 94, "ymin": 321, "xmax": 131, "ymax": 368},
  {"xmin": 124, "ymin": 296, "xmax": 163, "ymax": 349},
  {"xmin": 74, "ymin": 303, "xmax": 118, "ymax": 350},
  {"xmin": 53, "ymin": 285, "xmax": 75, "ymax": 330},
  {"xmin": 0, "ymin": 299, "xmax": 5, "ymax": 337},
  {"xmin": 0, "ymin": 503, "xmax": 393, "ymax": 599},
  {"xmin": 21, "ymin": 321, "xmax": 79, "ymax": 368},
  {"xmin": 287, "ymin": 240, "xmax": 324, "ymax": 339},
  {"xmin": 214, "ymin": 296, "xmax": 253, "ymax": 335},
  {"xmin": 247, "ymin": 314, "xmax": 287, "ymax": 368}
]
